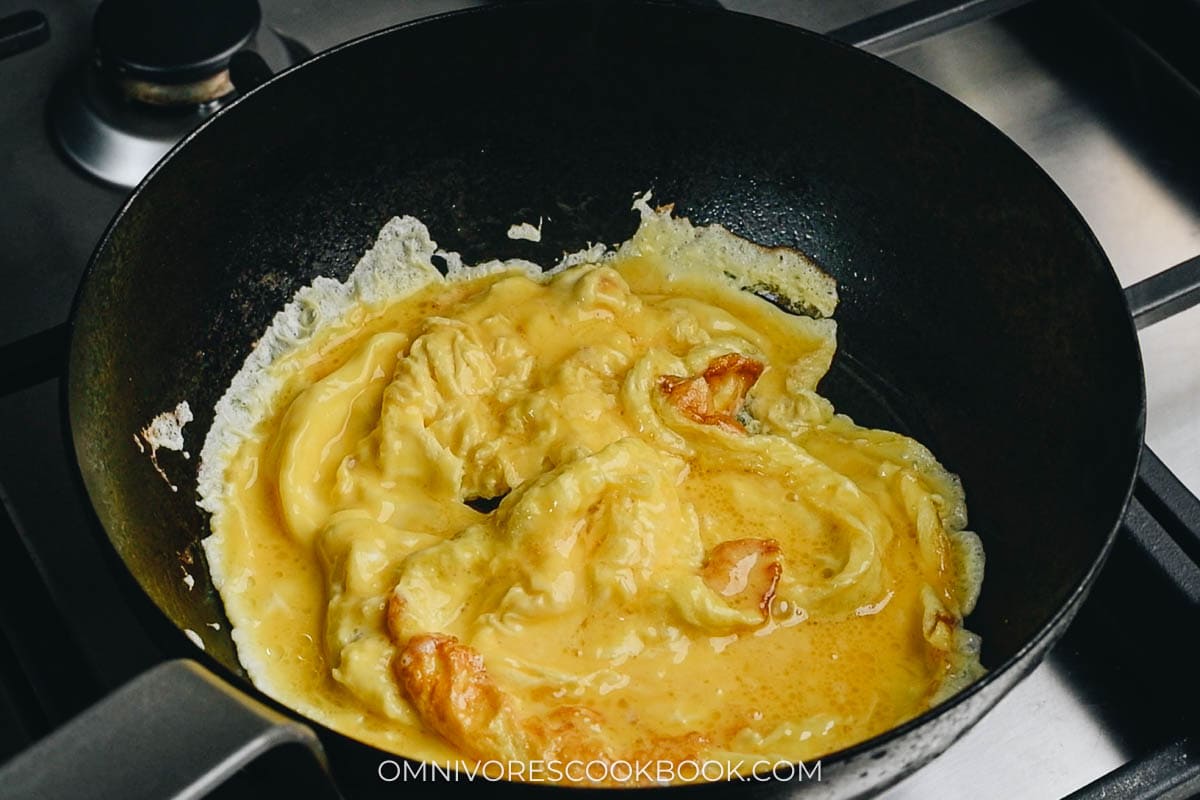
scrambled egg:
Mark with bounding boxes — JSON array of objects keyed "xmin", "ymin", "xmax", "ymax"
[{"xmin": 197, "ymin": 199, "xmax": 985, "ymax": 781}]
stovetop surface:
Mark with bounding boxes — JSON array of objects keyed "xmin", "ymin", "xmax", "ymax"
[{"xmin": 1, "ymin": 1, "xmax": 1197, "ymax": 798}]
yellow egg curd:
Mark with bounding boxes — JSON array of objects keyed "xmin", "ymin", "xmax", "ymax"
[{"xmin": 198, "ymin": 200, "xmax": 984, "ymax": 784}]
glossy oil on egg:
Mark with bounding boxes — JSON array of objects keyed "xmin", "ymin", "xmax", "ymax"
[{"xmin": 197, "ymin": 197, "xmax": 985, "ymax": 784}]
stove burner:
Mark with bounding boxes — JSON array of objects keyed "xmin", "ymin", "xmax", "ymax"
[
  {"xmin": 50, "ymin": 0, "xmax": 304, "ymax": 188},
  {"xmin": 117, "ymin": 70, "xmax": 236, "ymax": 108},
  {"xmin": 94, "ymin": 0, "xmax": 261, "ymax": 92}
]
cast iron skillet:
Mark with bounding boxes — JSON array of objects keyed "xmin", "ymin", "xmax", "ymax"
[{"xmin": 6, "ymin": 1, "xmax": 1146, "ymax": 798}]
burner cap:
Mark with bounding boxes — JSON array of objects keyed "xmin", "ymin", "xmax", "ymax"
[
  {"xmin": 54, "ymin": 3, "xmax": 303, "ymax": 188},
  {"xmin": 94, "ymin": 0, "xmax": 261, "ymax": 85}
]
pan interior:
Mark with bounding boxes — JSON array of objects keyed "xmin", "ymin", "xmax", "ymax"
[{"xmin": 66, "ymin": 0, "xmax": 1143, "ymax": 750}]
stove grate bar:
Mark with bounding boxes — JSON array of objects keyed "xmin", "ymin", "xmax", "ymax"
[
  {"xmin": 1067, "ymin": 736, "xmax": 1200, "ymax": 800},
  {"xmin": 0, "ymin": 322, "xmax": 69, "ymax": 398},
  {"xmin": 1126, "ymin": 253, "xmax": 1200, "ymax": 329},
  {"xmin": 1120, "ymin": 495, "xmax": 1200, "ymax": 607},
  {"xmin": 828, "ymin": 0, "xmax": 1036, "ymax": 56},
  {"xmin": 0, "ymin": 483, "xmax": 99, "ymax": 746},
  {"xmin": 1135, "ymin": 447, "xmax": 1200, "ymax": 569}
]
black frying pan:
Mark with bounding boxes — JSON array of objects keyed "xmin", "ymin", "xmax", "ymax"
[{"xmin": 6, "ymin": 2, "xmax": 1146, "ymax": 798}]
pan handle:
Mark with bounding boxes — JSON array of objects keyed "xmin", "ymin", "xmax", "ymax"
[{"xmin": 0, "ymin": 659, "xmax": 343, "ymax": 800}]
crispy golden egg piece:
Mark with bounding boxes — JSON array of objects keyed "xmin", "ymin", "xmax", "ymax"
[{"xmin": 196, "ymin": 197, "xmax": 986, "ymax": 786}]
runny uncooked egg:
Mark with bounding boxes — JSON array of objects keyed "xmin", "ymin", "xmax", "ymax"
[{"xmin": 197, "ymin": 196, "xmax": 985, "ymax": 784}]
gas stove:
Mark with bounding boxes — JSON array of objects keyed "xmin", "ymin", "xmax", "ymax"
[{"xmin": 0, "ymin": 1, "xmax": 1197, "ymax": 798}]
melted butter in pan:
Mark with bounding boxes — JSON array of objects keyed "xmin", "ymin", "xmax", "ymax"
[{"xmin": 200, "ymin": 204, "xmax": 985, "ymax": 781}]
